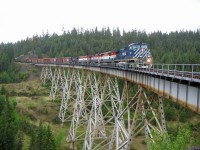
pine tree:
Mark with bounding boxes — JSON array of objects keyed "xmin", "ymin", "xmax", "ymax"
[
  {"xmin": 37, "ymin": 122, "xmax": 44, "ymax": 149},
  {"xmin": 44, "ymin": 125, "xmax": 56, "ymax": 150},
  {"xmin": 0, "ymin": 95, "xmax": 19, "ymax": 150}
]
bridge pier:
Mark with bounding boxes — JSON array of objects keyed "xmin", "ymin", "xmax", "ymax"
[
  {"xmin": 59, "ymin": 68, "xmax": 77, "ymax": 125},
  {"xmin": 40, "ymin": 66, "xmax": 52, "ymax": 85},
  {"xmin": 125, "ymin": 86, "xmax": 167, "ymax": 150},
  {"xmin": 50, "ymin": 67, "xmax": 62, "ymax": 101},
  {"xmin": 67, "ymin": 70, "xmax": 89, "ymax": 143},
  {"xmin": 83, "ymin": 73, "xmax": 107, "ymax": 149}
]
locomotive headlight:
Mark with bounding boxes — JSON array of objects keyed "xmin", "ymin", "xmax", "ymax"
[{"xmin": 146, "ymin": 57, "xmax": 152, "ymax": 64}]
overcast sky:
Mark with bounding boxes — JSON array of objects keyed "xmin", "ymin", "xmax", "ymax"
[{"xmin": 1, "ymin": 0, "xmax": 200, "ymax": 43}]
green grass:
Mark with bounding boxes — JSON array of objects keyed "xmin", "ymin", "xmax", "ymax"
[{"xmin": 22, "ymin": 134, "xmax": 31, "ymax": 150}]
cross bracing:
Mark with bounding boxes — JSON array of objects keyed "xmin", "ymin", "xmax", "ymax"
[{"xmin": 38, "ymin": 64, "xmax": 200, "ymax": 150}]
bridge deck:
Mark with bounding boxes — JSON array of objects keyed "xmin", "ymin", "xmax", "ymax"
[{"xmin": 36, "ymin": 63, "xmax": 200, "ymax": 113}]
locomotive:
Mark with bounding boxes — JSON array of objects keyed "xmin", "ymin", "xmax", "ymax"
[{"xmin": 25, "ymin": 42, "xmax": 153, "ymax": 68}]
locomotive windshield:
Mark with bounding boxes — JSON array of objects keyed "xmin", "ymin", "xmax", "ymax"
[
  {"xmin": 129, "ymin": 43, "xmax": 148, "ymax": 50},
  {"xmin": 141, "ymin": 44, "xmax": 147, "ymax": 49}
]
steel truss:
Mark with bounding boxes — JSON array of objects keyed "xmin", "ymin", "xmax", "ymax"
[
  {"xmin": 92, "ymin": 75, "xmax": 123, "ymax": 150},
  {"xmin": 59, "ymin": 68, "xmax": 78, "ymax": 124},
  {"xmin": 50, "ymin": 67, "xmax": 63, "ymax": 101},
  {"xmin": 40, "ymin": 66, "xmax": 167, "ymax": 150},
  {"xmin": 40, "ymin": 66, "xmax": 65, "ymax": 101},
  {"xmin": 67, "ymin": 70, "xmax": 90, "ymax": 148},
  {"xmin": 40, "ymin": 66, "xmax": 52, "ymax": 85},
  {"xmin": 119, "ymin": 82, "xmax": 167, "ymax": 150}
]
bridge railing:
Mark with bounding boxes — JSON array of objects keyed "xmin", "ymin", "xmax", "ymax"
[{"xmin": 133, "ymin": 64, "xmax": 200, "ymax": 82}]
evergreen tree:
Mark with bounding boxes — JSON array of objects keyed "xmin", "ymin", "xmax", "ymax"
[
  {"xmin": 0, "ymin": 95, "xmax": 19, "ymax": 150},
  {"xmin": 29, "ymin": 122, "xmax": 56, "ymax": 150},
  {"xmin": 42, "ymin": 125, "xmax": 56, "ymax": 150},
  {"xmin": 0, "ymin": 85, "xmax": 7, "ymax": 95}
]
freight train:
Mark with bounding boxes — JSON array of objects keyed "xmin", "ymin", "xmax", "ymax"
[{"xmin": 24, "ymin": 42, "xmax": 153, "ymax": 68}]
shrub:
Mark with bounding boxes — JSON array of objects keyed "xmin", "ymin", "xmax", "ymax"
[
  {"xmin": 28, "ymin": 104, "xmax": 37, "ymax": 110},
  {"xmin": 18, "ymin": 72, "xmax": 29, "ymax": 81}
]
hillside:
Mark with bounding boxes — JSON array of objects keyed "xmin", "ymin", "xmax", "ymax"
[
  {"xmin": 0, "ymin": 63, "xmax": 200, "ymax": 149},
  {"xmin": 0, "ymin": 28, "xmax": 200, "ymax": 149},
  {"xmin": 1, "ymin": 63, "xmax": 148, "ymax": 149},
  {"xmin": 0, "ymin": 63, "xmax": 68, "ymax": 149}
]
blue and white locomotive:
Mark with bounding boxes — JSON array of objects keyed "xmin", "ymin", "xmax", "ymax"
[{"xmin": 115, "ymin": 42, "xmax": 153, "ymax": 68}]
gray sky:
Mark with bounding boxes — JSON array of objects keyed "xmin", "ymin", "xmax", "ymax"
[{"xmin": 1, "ymin": 0, "xmax": 200, "ymax": 43}]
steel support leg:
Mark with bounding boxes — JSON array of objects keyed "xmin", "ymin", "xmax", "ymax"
[
  {"xmin": 40, "ymin": 66, "xmax": 52, "ymax": 85},
  {"xmin": 68, "ymin": 70, "xmax": 89, "ymax": 146},
  {"xmin": 125, "ymin": 86, "xmax": 167, "ymax": 150},
  {"xmin": 93, "ymin": 76, "xmax": 123, "ymax": 150},
  {"xmin": 116, "ymin": 81, "xmax": 140, "ymax": 150},
  {"xmin": 50, "ymin": 67, "xmax": 60, "ymax": 101},
  {"xmin": 59, "ymin": 68, "xmax": 76, "ymax": 124},
  {"xmin": 83, "ymin": 73, "xmax": 107, "ymax": 150}
]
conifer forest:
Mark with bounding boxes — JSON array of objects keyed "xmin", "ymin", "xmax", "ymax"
[{"xmin": 0, "ymin": 28, "xmax": 200, "ymax": 149}]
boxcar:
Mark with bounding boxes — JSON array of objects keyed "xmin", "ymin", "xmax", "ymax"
[
  {"xmin": 49, "ymin": 58, "xmax": 56, "ymax": 63},
  {"xmin": 37, "ymin": 59, "xmax": 44, "ymax": 63},
  {"xmin": 43, "ymin": 58, "xmax": 50, "ymax": 63},
  {"xmin": 31, "ymin": 58, "xmax": 38, "ymax": 64},
  {"xmin": 56, "ymin": 58, "xmax": 63, "ymax": 63},
  {"xmin": 63, "ymin": 57, "xmax": 71, "ymax": 63}
]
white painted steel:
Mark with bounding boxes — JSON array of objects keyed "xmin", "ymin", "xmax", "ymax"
[
  {"xmin": 68, "ymin": 70, "xmax": 89, "ymax": 146},
  {"xmin": 83, "ymin": 72, "xmax": 107, "ymax": 150},
  {"xmin": 40, "ymin": 66, "xmax": 52, "ymax": 85},
  {"xmin": 38, "ymin": 64, "xmax": 199, "ymax": 150}
]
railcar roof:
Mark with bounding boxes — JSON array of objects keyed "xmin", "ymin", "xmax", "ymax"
[{"xmin": 128, "ymin": 42, "xmax": 147, "ymax": 47}]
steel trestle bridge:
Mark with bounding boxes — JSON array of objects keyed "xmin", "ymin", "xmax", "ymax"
[{"xmin": 37, "ymin": 63, "xmax": 200, "ymax": 150}]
